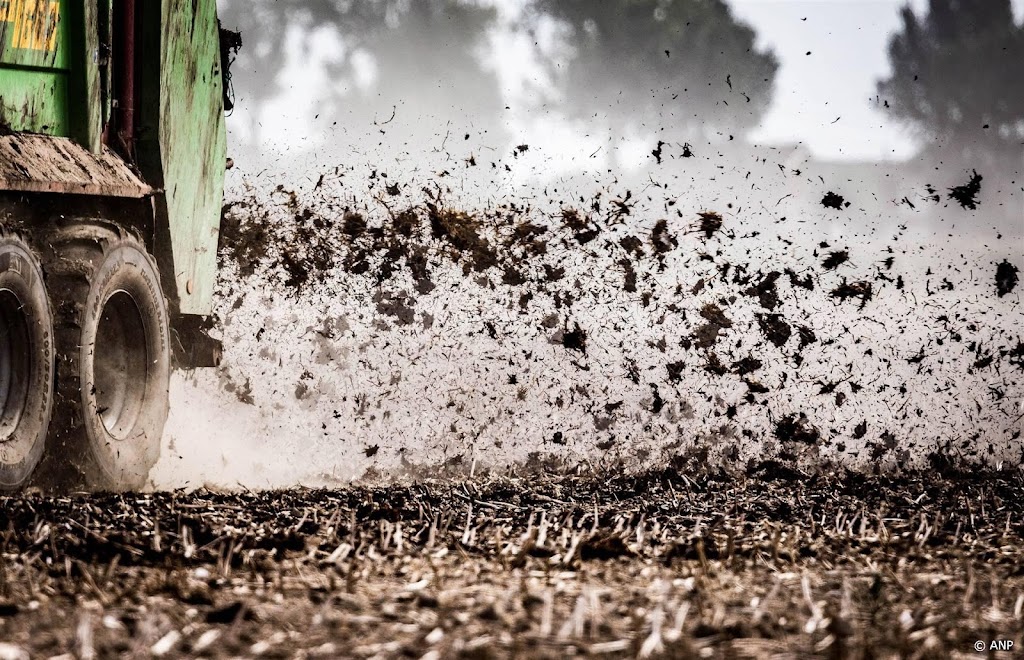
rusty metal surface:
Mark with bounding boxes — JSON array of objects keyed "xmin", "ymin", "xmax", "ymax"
[
  {"xmin": 115, "ymin": 0, "xmax": 136, "ymax": 153},
  {"xmin": 0, "ymin": 132, "xmax": 150, "ymax": 197}
]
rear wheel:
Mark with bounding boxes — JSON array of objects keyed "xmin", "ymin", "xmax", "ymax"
[
  {"xmin": 38, "ymin": 222, "xmax": 169, "ymax": 491},
  {"xmin": 0, "ymin": 231, "xmax": 53, "ymax": 489}
]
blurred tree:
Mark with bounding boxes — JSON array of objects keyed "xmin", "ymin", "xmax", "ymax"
[
  {"xmin": 877, "ymin": 0, "xmax": 1024, "ymax": 168},
  {"xmin": 219, "ymin": 0, "xmax": 505, "ymax": 158},
  {"xmin": 525, "ymin": 0, "xmax": 778, "ymax": 157}
]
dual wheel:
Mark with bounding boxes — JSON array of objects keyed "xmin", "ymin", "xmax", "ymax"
[{"xmin": 0, "ymin": 224, "xmax": 169, "ymax": 491}]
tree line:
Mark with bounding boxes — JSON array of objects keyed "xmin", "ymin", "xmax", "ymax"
[{"xmin": 223, "ymin": 0, "xmax": 1024, "ymax": 170}]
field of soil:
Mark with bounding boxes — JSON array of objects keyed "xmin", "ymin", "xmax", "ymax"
[{"xmin": 0, "ymin": 466, "xmax": 1021, "ymax": 659}]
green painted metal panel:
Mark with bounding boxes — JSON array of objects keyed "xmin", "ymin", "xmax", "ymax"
[
  {"xmin": 0, "ymin": 0, "xmax": 72, "ymax": 135},
  {"xmin": 139, "ymin": 0, "xmax": 225, "ymax": 316},
  {"xmin": 0, "ymin": 67, "xmax": 67, "ymax": 133}
]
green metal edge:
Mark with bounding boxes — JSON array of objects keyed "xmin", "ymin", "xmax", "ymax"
[
  {"xmin": 0, "ymin": 67, "xmax": 68, "ymax": 133},
  {"xmin": 66, "ymin": 0, "xmax": 101, "ymax": 151},
  {"xmin": 139, "ymin": 0, "xmax": 225, "ymax": 316}
]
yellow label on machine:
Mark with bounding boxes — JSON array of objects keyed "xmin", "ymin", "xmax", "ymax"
[{"xmin": 0, "ymin": 0, "xmax": 60, "ymax": 52}]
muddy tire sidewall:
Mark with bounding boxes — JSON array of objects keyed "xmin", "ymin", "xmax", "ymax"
[
  {"xmin": 80, "ymin": 243, "xmax": 169, "ymax": 489},
  {"xmin": 0, "ymin": 238, "xmax": 53, "ymax": 489}
]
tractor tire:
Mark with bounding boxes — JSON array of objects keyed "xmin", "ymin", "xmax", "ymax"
[
  {"xmin": 0, "ymin": 231, "xmax": 54, "ymax": 489},
  {"xmin": 37, "ymin": 222, "xmax": 169, "ymax": 491}
]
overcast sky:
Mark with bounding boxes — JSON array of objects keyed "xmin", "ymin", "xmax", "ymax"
[
  {"xmin": 730, "ymin": 0, "xmax": 1024, "ymax": 161},
  {"xmin": 222, "ymin": 0, "xmax": 1024, "ymax": 170}
]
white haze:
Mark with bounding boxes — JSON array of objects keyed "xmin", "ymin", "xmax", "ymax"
[{"xmin": 148, "ymin": 1, "xmax": 1024, "ymax": 490}]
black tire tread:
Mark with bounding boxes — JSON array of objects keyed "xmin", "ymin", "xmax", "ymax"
[
  {"xmin": 0, "ymin": 227, "xmax": 54, "ymax": 490},
  {"xmin": 35, "ymin": 221, "xmax": 166, "ymax": 490}
]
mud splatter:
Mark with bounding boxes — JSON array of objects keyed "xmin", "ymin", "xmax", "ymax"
[
  {"xmin": 200, "ymin": 153, "xmax": 1021, "ymax": 488},
  {"xmin": 756, "ymin": 313, "xmax": 791, "ymax": 348},
  {"xmin": 374, "ymin": 291, "xmax": 417, "ymax": 326},
  {"xmin": 821, "ymin": 191, "xmax": 847, "ymax": 210},
  {"xmin": 821, "ymin": 250, "xmax": 849, "ymax": 271},
  {"xmin": 996, "ymin": 259, "xmax": 1019, "ymax": 297},
  {"xmin": 650, "ymin": 219, "xmax": 676, "ymax": 257},
  {"xmin": 775, "ymin": 413, "xmax": 820, "ymax": 445},
  {"xmin": 743, "ymin": 271, "xmax": 781, "ymax": 310},
  {"xmin": 693, "ymin": 211, "xmax": 723, "ymax": 239},
  {"xmin": 693, "ymin": 304, "xmax": 733, "ymax": 349},
  {"xmin": 651, "ymin": 140, "xmax": 666, "ymax": 164},
  {"xmin": 830, "ymin": 279, "xmax": 873, "ymax": 309},
  {"xmin": 948, "ymin": 170, "xmax": 982, "ymax": 210},
  {"xmin": 562, "ymin": 324, "xmax": 587, "ymax": 354}
]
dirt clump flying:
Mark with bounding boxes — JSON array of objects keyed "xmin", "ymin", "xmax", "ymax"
[
  {"xmin": 693, "ymin": 303, "xmax": 733, "ymax": 349},
  {"xmin": 995, "ymin": 259, "xmax": 1018, "ymax": 296},
  {"xmin": 427, "ymin": 203, "xmax": 498, "ymax": 273},
  {"xmin": 948, "ymin": 170, "xmax": 983, "ymax": 209},
  {"xmin": 821, "ymin": 249, "xmax": 849, "ymax": 271},
  {"xmin": 775, "ymin": 412, "xmax": 820, "ymax": 445},
  {"xmin": 821, "ymin": 191, "xmax": 847, "ymax": 209},
  {"xmin": 561, "ymin": 208, "xmax": 600, "ymax": 244},
  {"xmin": 742, "ymin": 271, "xmax": 782, "ymax": 309},
  {"xmin": 341, "ymin": 211, "xmax": 367, "ymax": 239},
  {"xmin": 561, "ymin": 323, "xmax": 587, "ymax": 354},
  {"xmin": 692, "ymin": 211, "xmax": 723, "ymax": 239},
  {"xmin": 374, "ymin": 290, "xmax": 417, "ymax": 326},
  {"xmin": 830, "ymin": 279, "xmax": 873, "ymax": 309},
  {"xmin": 756, "ymin": 312, "xmax": 792, "ymax": 348},
  {"xmin": 219, "ymin": 201, "xmax": 272, "ymax": 276},
  {"xmin": 650, "ymin": 218, "xmax": 677, "ymax": 256}
]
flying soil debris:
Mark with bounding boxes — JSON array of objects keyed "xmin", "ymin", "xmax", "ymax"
[{"xmin": 208, "ymin": 151, "xmax": 1020, "ymax": 483}]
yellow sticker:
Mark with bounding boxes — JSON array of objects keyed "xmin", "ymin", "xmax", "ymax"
[
  {"xmin": 44, "ymin": 0, "xmax": 58, "ymax": 51},
  {"xmin": 3, "ymin": 0, "xmax": 59, "ymax": 52},
  {"xmin": 0, "ymin": 0, "xmax": 20, "ymax": 28}
]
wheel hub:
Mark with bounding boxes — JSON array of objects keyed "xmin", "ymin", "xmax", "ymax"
[{"xmin": 94, "ymin": 290, "xmax": 148, "ymax": 440}]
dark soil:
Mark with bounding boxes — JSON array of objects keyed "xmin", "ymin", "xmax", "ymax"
[
  {"xmin": 821, "ymin": 192, "xmax": 847, "ymax": 210},
  {"xmin": 948, "ymin": 170, "xmax": 983, "ymax": 210},
  {"xmin": 0, "ymin": 469, "xmax": 1021, "ymax": 658},
  {"xmin": 996, "ymin": 259, "xmax": 1019, "ymax": 297}
]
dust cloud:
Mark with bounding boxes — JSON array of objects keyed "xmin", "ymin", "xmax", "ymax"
[
  {"xmin": 152, "ymin": 0, "xmax": 1022, "ymax": 490},
  {"xmin": 151, "ymin": 151, "xmax": 1022, "ymax": 490}
]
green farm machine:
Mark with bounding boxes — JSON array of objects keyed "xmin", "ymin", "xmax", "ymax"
[{"xmin": 0, "ymin": 0, "xmax": 233, "ymax": 490}]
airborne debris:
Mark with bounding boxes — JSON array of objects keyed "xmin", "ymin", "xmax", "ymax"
[
  {"xmin": 214, "ymin": 156, "xmax": 1020, "ymax": 494},
  {"xmin": 756, "ymin": 313, "xmax": 791, "ymax": 348},
  {"xmin": 995, "ymin": 259, "xmax": 1018, "ymax": 297},
  {"xmin": 427, "ymin": 203, "xmax": 498, "ymax": 272},
  {"xmin": 651, "ymin": 140, "xmax": 666, "ymax": 164},
  {"xmin": 948, "ymin": 170, "xmax": 983, "ymax": 209},
  {"xmin": 562, "ymin": 323, "xmax": 587, "ymax": 354},
  {"xmin": 650, "ymin": 218, "xmax": 676, "ymax": 256},
  {"xmin": 821, "ymin": 250, "xmax": 849, "ymax": 270},
  {"xmin": 821, "ymin": 191, "xmax": 848, "ymax": 209},
  {"xmin": 693, "ymin": 303, "xmax": 733, "ymax": 348},
  {"xmin": 742, "ymin": 271, "xmax": 781, "ymax": 309},
  {"xmin": 692, "ymin": 211, "xmax": 723, "ymax": 239},
  {"xmin": 775, "ymin": 412, "xmax": 820, "ymax": 444},
  {"xmin": 830, "ymin": 279, "xmax": 873, "ymax": 309}
]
